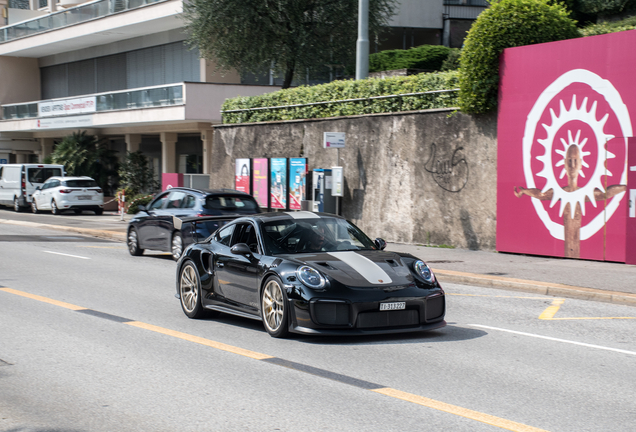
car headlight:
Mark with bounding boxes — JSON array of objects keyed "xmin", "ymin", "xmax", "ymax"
[
  {"xmin": 296, "ymin": 265, "xmax": 326, "ymax": 289},
  {"xmin": 413, "ymin": 260, "xmax": 435, "ymax": 283}
]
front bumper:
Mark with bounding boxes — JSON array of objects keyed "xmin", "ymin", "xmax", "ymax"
[{"xmin": 287, "ymin": 292, "xmax": 446, "ymax": 335}]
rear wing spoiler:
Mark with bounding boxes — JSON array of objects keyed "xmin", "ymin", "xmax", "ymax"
[{"xmin": 173, "ymin": 215, "xmax": 241, "ymax": 243}]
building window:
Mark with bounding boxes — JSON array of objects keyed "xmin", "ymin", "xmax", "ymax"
[
  {"xmin": 41, "ymin": 42, "xmax": 200, "ymax": 99},
  {"xmin": 9, "ymin": 0, "xmax": 30, "ymax": 9}
]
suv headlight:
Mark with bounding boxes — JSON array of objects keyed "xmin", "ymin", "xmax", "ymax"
[
  {"xmin": 296, "ymin": 265, "xmax": 326, "ymax": 289},
  {"xmin": 413, "ymin": 260, "xmax": 435, "ymax": 283}
]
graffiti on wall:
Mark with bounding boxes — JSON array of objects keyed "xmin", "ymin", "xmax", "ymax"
[{"xmin": 424, "ymin": 143, "xmax": 469, "ymax": 193}]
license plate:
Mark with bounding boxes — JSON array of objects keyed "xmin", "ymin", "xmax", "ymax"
[
  {"xmin": 380, "ymin": 302, "xmax": 405, "ymax": 311},
  {"xmin": 77, "ymin": 195, "xmax": 91, "ymax": 200}
]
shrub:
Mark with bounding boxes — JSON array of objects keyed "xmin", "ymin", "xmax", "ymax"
[
  {"xmin": 441, "ymin": 48, "xmax": 461, "ymax": 71},
  {"xmin": 222, "ymin": 70, "xmax": 460, "ymax": 123},
  {"xmin": 459, "ymin": 0, "xmax": 580, "ymax": 114},
  {"xmin": 369, "ymin": 45, "xmax": 452, "ymax": 73},
  {"xmin": 127, "ymin": 194, "xmax": 154, "ymax": 214},
  {"xmin": 580, "ymin": 15, "xmax": 636, "ymax": 36}
]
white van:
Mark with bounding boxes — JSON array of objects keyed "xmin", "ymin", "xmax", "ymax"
[{"xmin": 0, "ymin": 164, "xmax": 66, "ymax": 212}]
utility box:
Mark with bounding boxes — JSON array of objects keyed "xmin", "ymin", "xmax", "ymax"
[{"xmin": 305, "ymin": 169, "xmax": 336, "ymax": 214}]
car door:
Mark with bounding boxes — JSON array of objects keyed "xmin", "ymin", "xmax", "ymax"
[
  {"xmin": 214, "ymin": 222, "xmax": 262, "ymax": 311},
  {"xmin": 137, "ymin": 192, "xmax": 170, "ymax": 249},
  {"xmin": 34, "ymin": 180, "xmax": 50, "ymax": 209}
]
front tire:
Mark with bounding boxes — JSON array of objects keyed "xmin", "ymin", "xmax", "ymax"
[
  {"xmin": 261, "ymin": 276, "xmax": 289, "ymax": 338},
  {"xmin": 31, "ymin": 200, "xmax": 39, "ymax": 214},
  {"xmin": 127, "ymin": 227, "xmax": 144, "ymax": 256},
  {"xmin": 171, "ymin": 232, "xmax": 184, "ymax": 261},
  {"xmin": 179, "ymin": 261, "xmax": 206, "ymax": 319}
]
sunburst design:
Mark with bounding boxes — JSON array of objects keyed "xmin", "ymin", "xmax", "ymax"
[{"xmin": 535, "ymin": 95, "xmax": 615, "ymax": 218}]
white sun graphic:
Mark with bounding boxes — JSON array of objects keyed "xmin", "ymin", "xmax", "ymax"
[
  {"xmin": 535, "ymin": 95, "xmax": 615, "ymax": 219},
  {"xmin": 522, "ymin": 69, "xmax": 630, "ymax": 241}
]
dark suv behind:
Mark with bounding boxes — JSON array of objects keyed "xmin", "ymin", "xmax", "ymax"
[{"xmin": 127, "ymin": 187, "xmax": 261, "ymax": 260}]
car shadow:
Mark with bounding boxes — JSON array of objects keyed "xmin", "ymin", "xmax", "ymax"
[
  {"xmin": 294, "ymin": 324, "xmax": 487, "ymax": 346},
  {"xmin": 199, "ymin": 313, "xmax": 487, "ymax": 344}
]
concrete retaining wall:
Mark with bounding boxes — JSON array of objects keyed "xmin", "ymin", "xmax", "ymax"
[{"xmin": 211, "ymin": 108, "xmax": 498, "ymax": 250}]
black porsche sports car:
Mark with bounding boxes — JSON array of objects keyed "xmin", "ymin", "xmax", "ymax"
[{"xmin": 175, "ymin": 211, "xmax": 446, "ymax": 337}]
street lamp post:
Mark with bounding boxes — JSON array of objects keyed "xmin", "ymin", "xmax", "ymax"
[{"xmin": 356, "ymin": 0, "xmax": 369, "ymax": 80}]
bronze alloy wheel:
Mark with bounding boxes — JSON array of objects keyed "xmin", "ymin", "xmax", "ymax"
[
  {"xmin": 179, "ymin": 261, "xmax": 206, "ymax": 318},
  {"xmin": 261, "ymin": 277, "xmax": 289, "ymax": 338}
]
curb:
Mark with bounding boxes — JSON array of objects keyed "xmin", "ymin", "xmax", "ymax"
[
  {"xmin": 3, "ymin": 218, "xmax": 635, "ymax": 307},
  {"xmin": 433, "ymin": 269, "xmax": 636, "ymax": 307},
  {"xmin": 0, "ymin": 219, "xmax": 127, "ymax": 242}
]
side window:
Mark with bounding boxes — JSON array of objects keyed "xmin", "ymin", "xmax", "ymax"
[
  {"xmin": 183, "ymin": 194, "xmax": 196, "ymax": 209},
  {"xmin": 215, "ymin": 224, "xmax": 235, "ymax": 246},
  {"xmin": 234, "ymin": 223, "xmax": 260, "ymax": 253},
  {"xmin": 0, "ymin": 167, "xmax": 3, "ymax": 179},
  {"xmin": 50, "ymin": 180, "xmax": 60, "ymax": 188},
  {"xmin": 166, "ymin": 191, "xmax": 187, "ymax": 209},
  {"xmin": 41, "ymin": 181, "xmax": 50, "ymax": 190},
  {"xmin": 149, "ymin": 193, "xmax": 169, "ymax": 210}
]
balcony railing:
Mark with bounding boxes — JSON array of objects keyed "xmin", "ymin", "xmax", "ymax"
[
  {"xmin": 1, "ymin": 83, "xmax": 184, "ymax": 120},
  {"xmin": 0, "ymin": 0, "xmax": 167, "ymax": 43}
]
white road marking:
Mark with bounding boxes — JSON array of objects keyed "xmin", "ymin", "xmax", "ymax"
[
  {"xmin": 43, "ymin": 251, "xmax": 90, "ymax": 260},
  {"xmin": 471, "ymin": 324, "xmax": 636, "ymax": 356},
  {"xmin": 328, "ymin": 251, "xmax": 392, "ymax": 284}
]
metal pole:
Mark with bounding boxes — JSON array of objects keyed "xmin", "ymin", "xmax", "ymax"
[{"xmin": 356, "ymin": 0, "xmax": 369, "ymax": 80}]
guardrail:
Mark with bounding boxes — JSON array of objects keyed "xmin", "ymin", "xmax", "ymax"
[
  {"xmin": 1, "ymin": 83, "xmax": 184, "ymax": 120},
  {"xmin": 0, "ymin": 0, "xmax": 166, "ymax": 43}
]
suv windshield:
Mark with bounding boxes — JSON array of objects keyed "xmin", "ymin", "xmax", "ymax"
[
  {"xmin": 64, "ymin": 179, "xmax": 98, "ymax": 188},
  {"xmin": 204, "ymin": 195, "xmax": 259, "ymax": 214},
  {"xmin": 261, "ymin": 217, "xmax": 377, "ymax": 255}
]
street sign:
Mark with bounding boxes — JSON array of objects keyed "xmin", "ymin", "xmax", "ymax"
[{"xmin": 324, "ymin": 132, "xmax": 345, "ymax": 148}]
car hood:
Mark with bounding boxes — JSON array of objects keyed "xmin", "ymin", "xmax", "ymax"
[{"xmin": 285, "ymin": 250, "xmax": 415, "ymax": 288}]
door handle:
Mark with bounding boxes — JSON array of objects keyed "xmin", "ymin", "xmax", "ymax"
[{"xmin": 217, "ymin": 262, "xmax": 225, "ymax": 268}]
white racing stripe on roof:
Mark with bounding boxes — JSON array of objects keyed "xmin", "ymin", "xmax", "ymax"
[
  {"xmin": 327, "ymin": 251, "xmax": 392, "ymax": 285},
  {"xmin": 286, "ymin": 211, "xmax": 319, "ymax": 219}
]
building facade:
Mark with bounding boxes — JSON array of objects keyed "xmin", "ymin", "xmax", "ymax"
[{"xmin": 0, "ymin": 0, "xmax": 486, "ymax": 181}]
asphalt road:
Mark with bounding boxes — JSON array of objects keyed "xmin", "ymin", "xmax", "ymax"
[{"xmin": 1, "ymin": 221, "xmax": 635, "ymax": 432}]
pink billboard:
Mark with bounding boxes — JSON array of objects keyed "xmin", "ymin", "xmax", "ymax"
[{"xmin": 497, "ymin": 32, "xmax": 636, "ymax": 262}]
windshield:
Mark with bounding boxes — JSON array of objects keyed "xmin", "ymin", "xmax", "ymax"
[{"xmin": 261, "ymin": 217, "xmax": 377, "ymax": 255}]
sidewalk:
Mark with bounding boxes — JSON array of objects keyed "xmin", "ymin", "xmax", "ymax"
[{"xmin": 2, "ymin": 211, "xmax": 635, "ymax": 307}]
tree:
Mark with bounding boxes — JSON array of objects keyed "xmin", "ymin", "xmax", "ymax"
[
  {"xmin": 49, "ymin": 131, "xmax": 119, "ymax": 195},
  {"xmin": 183, "ymin": 0, "xmax": 396, "ymax": 89},
  {"xmin": 118, "ymin": 151, "xmax": 159, "ymax": 196},
  {"xmin": 459, "ymin": 0, "xmax": 579, "ymax": 114}
]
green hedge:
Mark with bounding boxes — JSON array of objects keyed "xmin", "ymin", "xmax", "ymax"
[
  {"xmin": 459, "ymin": 0, "xmax": 579, "ymax": 114},
  {"xmin": 369, "ymin": 45, "xmax": 452, "ymax": 73},
  {"xmin": 222, "ymin": 71, "xmax": 459, "ymax": 124},
  {"xmin": 580, "ymin": 15, "xmax": 636, "ymax": 36}
]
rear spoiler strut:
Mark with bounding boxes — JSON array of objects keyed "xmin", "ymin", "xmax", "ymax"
[{"xmin": 173, "ymin": 215, "xmax": 241, "ymax": 244}]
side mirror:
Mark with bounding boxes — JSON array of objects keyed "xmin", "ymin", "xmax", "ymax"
[
  {"xmin": 231, "ymin": 243, "xmax": 252, "ymax": 257},
  {"xmin": 374, "ymin": 238, "xmax": 387, "ymax": 250},
  {"xmin": 35, "ymin": 186, "xmax": 41, "ymax": 191}
]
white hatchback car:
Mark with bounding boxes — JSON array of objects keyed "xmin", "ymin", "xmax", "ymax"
[{"xmin": 31, "ymin": 176, "xmax": 104, "ymax": 215}]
